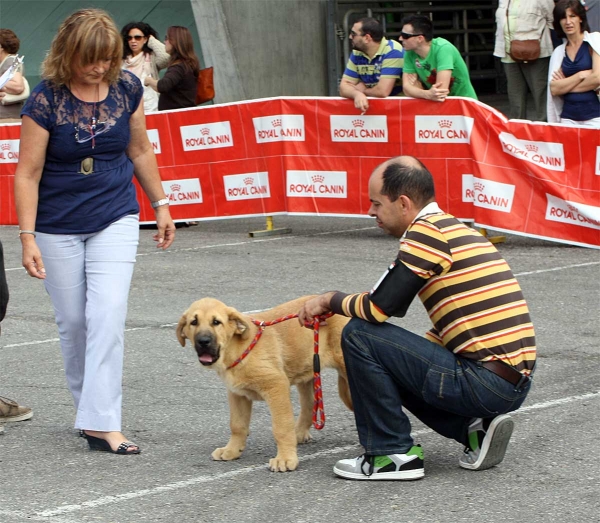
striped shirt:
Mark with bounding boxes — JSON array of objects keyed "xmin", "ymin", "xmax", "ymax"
[
  {"xmin": 331, "ymin": 212, "xmax": 536, "ymax": 375},
  {"xmin": 342, "ymin": 37, "xmax": 404, "ymax": 96}
]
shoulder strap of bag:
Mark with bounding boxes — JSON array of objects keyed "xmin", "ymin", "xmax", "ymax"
[{"xmin": 506, "ymin": 0, "xmax": 513, "ymax": 41}]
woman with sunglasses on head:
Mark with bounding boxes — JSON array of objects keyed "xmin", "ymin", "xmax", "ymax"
[
  {"xmin": 547, "ymin": 0, "xmax": 600, "ymax": 126},
  {"xmin": 14, "ymin": 8, "xmax": 176, "ymax": 454},
  {"xmin": 144, "ymin": 26, "xmax": 199, "ymax": 110},
  {"xmin": 121, "ymin": 22, "xmax": 169, "ymax": 113}
]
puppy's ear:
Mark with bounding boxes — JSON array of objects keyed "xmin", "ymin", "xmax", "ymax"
[
  {"xmin": 228, "ymin": 308, "xmax": 252, "ymax": 340},
  {"xmin": 176, "ymin": 314, "xmax": 188, "ymax": 346}
]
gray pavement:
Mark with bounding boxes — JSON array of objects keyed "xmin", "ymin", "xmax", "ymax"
[{"xmin": 0, "ymin": 216, "xmax": 599, "ymax": 523}]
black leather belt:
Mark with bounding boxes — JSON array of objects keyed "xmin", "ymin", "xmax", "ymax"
[{"xmin": 481, "ymin": 360, "xmax": 530, "ymax": 387}]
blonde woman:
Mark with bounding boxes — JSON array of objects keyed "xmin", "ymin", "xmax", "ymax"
[{"xmin": 14, "ymin": 8, "xmax": 175, "ymax": 454}]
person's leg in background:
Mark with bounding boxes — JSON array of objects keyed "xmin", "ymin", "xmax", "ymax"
[
  {"xmin": 503, "ymin": 62, "xmax": 528, "ymax": 119},
  {"xmin": 0, "ymin": 240, "xmax": 33, "ymax": 434},
  {"xmin": 522, "ymin": 57, "xmax": 550, "ymax": 122},
  {"xmin": 0, "ymin": 396, "xmax": 33, "ymax": 433}
]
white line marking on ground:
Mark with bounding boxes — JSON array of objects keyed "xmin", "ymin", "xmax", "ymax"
[
  {"xmin": 26, "ymin": 391, "xmax": 599, "ymax": 519},
  {"xmin": 135, "ymin": 226, "xmax": 377, "ymax": 256},
  {"xmin": 514, "ymin": 261, "xmax": 599, "ymax": 277},
  {"xmin": 518, "ymin": 391, "xmax": 600, "ymax": 411}
]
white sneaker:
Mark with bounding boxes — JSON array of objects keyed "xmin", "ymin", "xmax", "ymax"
[
  {"xmin": 333, "ymin": 445, "xmax": 424, "ymax": 480},
  {"xmin": 459, "ymin": 414, "xmax": 514, "ymax": 470}
]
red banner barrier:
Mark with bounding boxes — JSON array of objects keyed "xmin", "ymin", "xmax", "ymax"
[{"xmin": 1, "ymin": 97, "xmax": 599, "ymax": 248}]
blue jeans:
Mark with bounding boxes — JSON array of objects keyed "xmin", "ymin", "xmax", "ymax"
[{"xmin": 341, "ymin": 318, "xmax": 533, "ymax": 456}]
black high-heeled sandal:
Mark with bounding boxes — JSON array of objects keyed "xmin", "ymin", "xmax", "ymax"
[{"xmin": 85, "ymin": 433, "xmax": 141, "ymax": 455}]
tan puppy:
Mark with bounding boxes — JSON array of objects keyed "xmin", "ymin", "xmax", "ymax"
[{"xmin": 176, "ymin": 296, "xmax": 353, "ymax": 472}]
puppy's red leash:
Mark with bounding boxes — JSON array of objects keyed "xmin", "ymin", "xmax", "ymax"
[{"xmin": 227, "ymin": 312, "xmax": 334, "ymax": 430}]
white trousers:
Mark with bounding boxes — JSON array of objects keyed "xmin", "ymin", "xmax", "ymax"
[
  {"xmin": 36, "ymin": 214, "xmax": 139, "ymax": 431},
  {"xmin": 560, "ymin": 117, "xmax": 600, "ymax": 128}
]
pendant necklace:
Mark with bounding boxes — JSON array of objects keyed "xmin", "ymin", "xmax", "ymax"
[{"xmin": 72, "ymin": 83, "xmax": 100, "ymax": 149}]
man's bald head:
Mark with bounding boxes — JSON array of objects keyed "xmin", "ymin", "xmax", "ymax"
[{"xmin": 373, "ymin": 156, "xmax": 435, "ymax": 208}]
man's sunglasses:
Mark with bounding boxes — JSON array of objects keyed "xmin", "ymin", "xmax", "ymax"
[
  {"xmin": 127, "ymin": 35, "xmax": 145, "ymax": 41},
  {"xmin": 400, "ymin": 32, "xmax": 423, "ymax": 39}
]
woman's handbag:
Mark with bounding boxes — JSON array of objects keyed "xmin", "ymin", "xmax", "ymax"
[
  {"xmin": 509, "ymin": 40, "xmax": 541, "ymax": 63},
  {"xmin": 0, "ymin": 77, "xmax": 30, "ymax": 105},
  {"xmin": 195, "ymin": 66, "xmax": 215, "ymax": 105}
]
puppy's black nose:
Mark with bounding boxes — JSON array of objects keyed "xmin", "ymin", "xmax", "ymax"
[{"xmin": 196, "ymin": 335, "xmax": 212, "ymax": 348}]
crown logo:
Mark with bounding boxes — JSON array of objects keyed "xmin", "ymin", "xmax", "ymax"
[
  {"xmin": 473, "ymin": 182, "xmax": 485, "ymax": 192},
  {"xmin": 200, "ymin": 128, "xmax": 210, "ymax": 136},
  {"xmin": 170, "ymin": 184, "xmax": 181, "ymax": 191},
  {"xmin": 311, "ymin": 175, "xmax": 325, "ymax": 183},
  {"xmin": 244, "ymin": 177, "xmax": 254, "ymax": 185},
  {"xmin": 352, "ymin": 119, "xmax": 365, "ymax": 128},
  {"xmin": 566, "ymin": 203, "xmax": 578, "ymax": 213},
  {"xmin": 438, "ymin": 119, "xmax": 452, "ymax": 128},
  {"xmin": 271, "ymin": 118, "xmax": 282, "ymax": 127},
  {"xmin": 525, "ymin": 144, "xmax": 538, "ymax": 152},
  {"xmin": 0, "ymin": 143, "xmax": 10, "ymax": 151}
]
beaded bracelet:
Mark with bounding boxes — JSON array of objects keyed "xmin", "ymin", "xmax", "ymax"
[{"xmin": 18, "ymin": 230, "xmax": 36, "ymax": 237}]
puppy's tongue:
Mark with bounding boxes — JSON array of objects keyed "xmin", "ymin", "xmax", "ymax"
[{"xmin": 199, "ymin": 354, "xmax": 214, "ymax": 363}]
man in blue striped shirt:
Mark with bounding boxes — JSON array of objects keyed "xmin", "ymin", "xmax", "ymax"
[{"xmin": 339, "ymin": 17, "xmax": 404, "ymax": 113}]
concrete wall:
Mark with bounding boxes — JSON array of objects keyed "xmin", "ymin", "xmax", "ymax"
[
  {"xmin": 192, "ymin": 0, "xmax": 329, "ymax": 103},
  {"xmin": 1, "ymin": 0, "xmax": 329, "ymax": 105}
]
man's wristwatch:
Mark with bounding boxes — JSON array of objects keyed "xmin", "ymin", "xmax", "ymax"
[{"xmin": 151, "ymin": 198, "xmax": 170, "ymax": 209}]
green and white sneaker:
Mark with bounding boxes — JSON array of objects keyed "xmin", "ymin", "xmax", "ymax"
[
  {"xmin": 333, "ymin": 445, "xmax": 424, "ymax": 480},
  {"xmin": 459, "ymin": 414, "xmax": 514, "ymax": 471}
]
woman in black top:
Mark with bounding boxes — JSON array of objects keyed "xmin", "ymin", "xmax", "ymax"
[{"xmin": 144, "ymin": 26, "xmax": 199, "ymax": 110}]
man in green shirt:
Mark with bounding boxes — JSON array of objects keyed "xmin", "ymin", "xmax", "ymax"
[{"xmin": 400, "ymin": 15, "xmax": 477, "ymax": 101}]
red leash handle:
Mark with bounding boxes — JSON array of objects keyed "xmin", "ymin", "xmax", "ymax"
[
  {"xmin": 309, "ymin": 312, "xmax": 332, "ymax": 431},
  {"xmin": 312, "ymin": 315, "xmax": 325, "ymax": 430}
]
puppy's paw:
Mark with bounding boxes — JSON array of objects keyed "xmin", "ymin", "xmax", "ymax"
[
  {"xmin": 268, "ymin": 454, "xmax": 299, "ymax": 472},
  {"xmin": 296, "ymin": 429, "xmax": 312, "ymax": 444},
  {"xmin": 212, "ymin": 446, "xmax": 243, "ymax": 461}
]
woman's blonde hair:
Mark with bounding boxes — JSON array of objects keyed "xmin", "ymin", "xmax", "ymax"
[{"xmin": 42, "ymin": 8, "xmax": 123, "ymax": 86}]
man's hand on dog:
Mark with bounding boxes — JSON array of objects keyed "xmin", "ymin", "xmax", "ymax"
[{"xmin": 298, "ymin": 292, "xmax": 335, "ymax": 327}]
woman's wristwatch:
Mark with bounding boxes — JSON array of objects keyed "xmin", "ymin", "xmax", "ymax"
[{"xmin": 151, "ymin": 198, "xmax": 170, "ymax": 209}]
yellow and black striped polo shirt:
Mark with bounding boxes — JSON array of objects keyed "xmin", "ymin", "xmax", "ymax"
[
  {"xmin": 331, "ymin": 213, "xmax": 536, "ymax": 375},
  {"xmin": 400, "ymin": 214, "xmax": 536, "ymax": 373}
]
